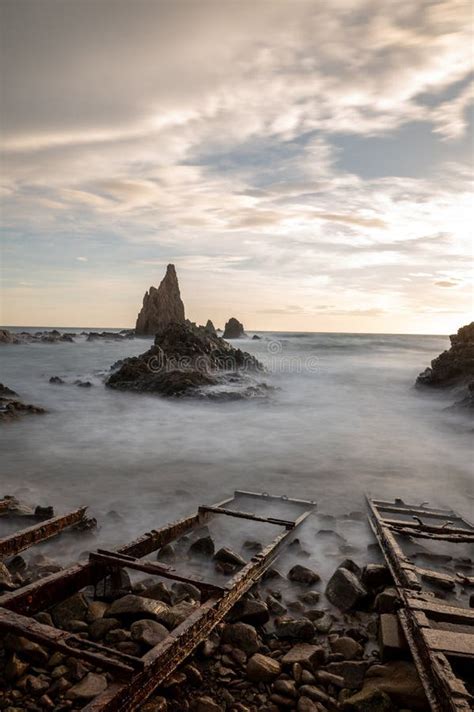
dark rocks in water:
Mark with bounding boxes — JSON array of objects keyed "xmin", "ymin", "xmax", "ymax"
[
  {"xmin": 34, "ymin": 505, "xmax": 54, "ymax": 520},
  {"xmin": 287, "ymin": 565, "xmax": 321, "ymax": 585},
  {"xmin": 223, "ymin": 317, "xmax": 245, "ymax": 339},
  {"xmin": 416, "ymin": 321, "xmax": 474, "ymax": 410},
  {"xmin": 252, "ymin": 334, "xmax": 261, "ymax": 340},
  {"xmin": 106, "ymin": 321, "xmax": 263, "ymax": 398},
  {"xmin": 189, "ymin": 535, "xmax": 215, "ymax": 558},
  {"xmin": 274, "ymin": 616, "xmax": 315, "ymax": 640},
  {"xmin": 213, "ymin": 547, "xmax": 246, "ymax": 567},
  {"xmin": 49, "ymin": 376, "xmax": 65, "ymax": 385},
  {"xmin": 75, "ymin": 380, "xmax": 93, "ymax": 388},
  {"xmin": 0, "ymin": 385, "xmax": 46, "ymax": 422},
  {"xmin": 135, "ymin": 264, "xmax": 185, "ymax": 336}
]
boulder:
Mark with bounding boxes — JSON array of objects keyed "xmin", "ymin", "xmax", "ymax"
[
  {"xmin": 362, "ymin": 661, "xmax": 428, "ymax": 710},
  {"xmin": 135, "ymin": 264, "xmax": 186, "ymax": 336},
  {"xmin": 330, "ymin": 636, "xmax": 364, "ymax": 659},
  {"xmin": 288, "ymin": 565, "xmax": 320, "ymax": 585},
  {"xmin": 51, "ymin": 593, "xmax": 89, "ymax": 628},
  {"xmin": 374, "ymin": 587, "xmax": 400, "ymax": 613},
  {"xmin": 246, "ymin": 653, "xmax": 281, "ymax": 682},
  {"xmin": 281, "ymin": 643, "xmax": 325, "ymax": 669},
  {"xmin": 362, "ymin": 564, "xmax": 392, "ymax": 591},
  {"xmin": 223, "ymin": 318, "xmax": 245, "ymax": 339},
  {"xmin": 106, "ymin": 594, "xmax": 170, "ymax": 624},
  {"xmin": 66, "ymin": 672, "xmax": 108, "ymax": 700},
  {"xmin": 130, "ymin": 619, "xmax": 169, "ymax": 647},
  {"xmin": 230, "ymin": 597, "xmax": 270, "ymax": 625},
  {"xmin": 213, "ymin": 547, "xmax": 246, "ymax": 567},
  {"xmin": 325, "ymin": 566, "xmax": 367, "ymax": 611},
  {"xmin": 189, "ymin": 535, "xmax": 215, "ymax": 558},
  {"xmin": 274, "ymin": 616, "xmax": 315, "ymax": 640},
  {"xmin": 221, "ymin": 622, "xmax": 260, "ymax": 653}
]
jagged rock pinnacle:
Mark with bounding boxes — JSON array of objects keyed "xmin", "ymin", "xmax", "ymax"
[{"xmin": 135, "ymin": 264, "xmax": 185, "ymax": 336}]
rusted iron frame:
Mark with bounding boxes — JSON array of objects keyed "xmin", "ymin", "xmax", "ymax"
[
  {"xmin": 83, "ymin": 504, "xmax": 316, "ymax": 712},
  {"xmin": 0, "ymin": 607, "xmax": 143, "ymax": 679},
  {"xmin": 198, "ymin": 505, "xmax": 295, "ymax": 529},
  {"xmin": 90, "ymin": 550, "xmax": 225, "ymax": 595},
  {"xmin": 0, "ymin": 507, "xmax": 88, "ymax": 559},
  {"xmin": 367, "ymin": 496, "xmax": 474, "ymax": 712},
  {"xmin": 234, "ymin": 489, "xmax": 316, "ymax": 508},
  {"xmin": 383, "ymin": 517, "xmax": 474, "ymax": 537}
]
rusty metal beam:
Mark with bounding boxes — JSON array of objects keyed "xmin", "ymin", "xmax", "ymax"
[
  {"xmin": 0, "ymin": 607, "xmax": 143, "ymax": 678},
  {"xmin": 367, "ymin": 495, "xmax": 474, "ymax": 712},
  {"xmin": 198, "ymin": 505, "xmax": 295, "ymax": 529},
  {"xmin": 0, "ymin": 507, "xmax": 88, "ymax": 559},
  {"xmin": 90, "ymin": 550, "xmax": 225, "ymax": 594},
  {"xmin": 83, "ymin": 500, "xmax": 316, "ymax": 711},
  {"xmin": 234, "ymin": 490, "xmax": 316, "ymax": 507}
]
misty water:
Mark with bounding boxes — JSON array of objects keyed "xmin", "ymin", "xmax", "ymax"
[{"xmin": 1, "ymin": 330, "xmax": 473, "ymax": 575}]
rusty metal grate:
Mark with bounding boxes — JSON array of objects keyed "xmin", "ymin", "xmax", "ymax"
[
  {"xmin": 367, "ymin": 496, "xmax": 474, "ymax": 712},
  {"xmin": 0, "ymin": 490, "xmax": 316, "ymax": 711}
]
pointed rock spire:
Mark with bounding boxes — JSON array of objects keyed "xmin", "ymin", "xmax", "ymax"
[{"xmin": 135, "ymin": 264, "xmax": 185, "ymax": 336}]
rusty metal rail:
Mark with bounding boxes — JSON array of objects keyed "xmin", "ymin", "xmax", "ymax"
[
  {"xmin": 0, "ymin": 506, "xmax": 89, "ymax": 559},
  {"xmin": 0, "ymin": 490, "xmax": 316, "ymax": 711},
  {"xmin": 367, "ymin": 496, "xmax": 474, "ymax": 712}
]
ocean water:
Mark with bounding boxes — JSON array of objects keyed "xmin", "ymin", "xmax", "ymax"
[{"xmin": 1, "ymin": 329, "xmax": 473, "ymax": 568}]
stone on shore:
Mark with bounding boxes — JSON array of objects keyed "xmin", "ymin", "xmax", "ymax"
[
  {"xmin": 246, "ymin": 653, "xmax": 281, "ymax": 682},
  {"xmin": 325, "ymin": 565, "xmax": 367, "ymax": 611},
  {"xmin": 288, "ymin": 564, "xmax": 321, "ymax": 585}
]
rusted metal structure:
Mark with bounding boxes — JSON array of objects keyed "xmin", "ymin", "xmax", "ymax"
[
  {"xmin": 367, "ymin": 496, "xmax": 474, "ymax": 712},
  {"xmin": 0, "ymin": 506, "xmax": 89, "ymax": 559},
  {"xmin": 0, "ymin": 490, "xmax": 316, "ymax": 711}
]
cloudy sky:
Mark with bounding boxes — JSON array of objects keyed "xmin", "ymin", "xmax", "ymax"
[{"xmin": 1, "ymin": 0, "xmax": 472, "ymax": 333}]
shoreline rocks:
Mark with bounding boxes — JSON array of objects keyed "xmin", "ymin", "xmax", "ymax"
[
  {"xmin": 135, "ymin": 264, "xmax": 186, "ymax": 336},
  {"xmin": 416, "ymin": 321, "xmax": 474, "ymax": 410},
  {"xmin": 0, "ymin": 383, "xmax": 46, "ymax": 422}
]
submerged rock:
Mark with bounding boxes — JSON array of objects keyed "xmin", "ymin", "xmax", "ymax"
[
  {"xmin": 135, "ymin": 264, "xmax": 186, "ymax": 336},
  {"xmin": 325, "ymin": 565, "xmax": 367, "ymax": 611},
  {"xmin": 416, "ymin": 321, "xmax": 474, "ymax": 410},
  {"xmin": 0, "ymin": 384, "xmax": 46, "ymax": 422}
]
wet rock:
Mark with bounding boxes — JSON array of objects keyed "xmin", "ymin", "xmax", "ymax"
[
  {"xmin": 66, "ymin": 672, "xmax": 108, "ymax": 700},
  {"xmin": 87, "ymin": 601, "xmax": 109, "ymax": 622},
  {"xmin": 4, "ymin": 654, "xmax": 29, "ymax": 680},
  {"xmin": 223, "ymin": 317, "xmax": 245, "ymax": 339},
  {"xmin": 170, "ymin": 581, "xmax": 201, "ymax": 603},
  {"xmin": 362, "ymin": 564, "xmax": 392, "ymax": 591},
  {"xmin": 193, "ymin": 696, "xmax": 223, "ymax": 712},
  {"xmin": 246, "ymin": 653, "xmax": 281, "ymax": 682},
  {"xmin": 266, "ymin": 595, "xmax": 287, "ymax": 616},
  {"xmin": 75, "ymin": 380, "xmax": 93, "ymax": 388},
  {"xmin": 221, "ymin": 622, "xmax": 260, "ymax": 654},
  {"xmin": 374, "ymin": 587, "xmax": 400, "ymax": 613},
  {"xmin": 297, "ymin": 698, "xmax": 319, "ymax": 711},
  {"xmin": 298, "ymin": 591, "xmax": 320, "ymax": 605},
  {"xmin": 326, "ymin": 660, "xmax": 369, "ymax": 688},
  {"xmin": 213, "ymin": 547, "xmax": 246, "ymax": 567},
  {"xmin": 49, "ymin": 376, "xmax": 65, "ymax": 385},
  {"xmin": 189, "ymin": 535, "xmax": 215, "ymax": 558},
  {"xmin": 312, "ymin": 612, "xmax": 333, "ymax": 633},
  {"xmin": 330, "ymin": 636, "xmax": 363, "ymax": 659},
  {"xmin": 88, "ymin": 618, "xmax": 120, "ymax": 641},
  {"xmin": 281, "ymin": 643, "xmax": 325, "ymax": 669},
  {"xmin": 288, "ymin": 565, "xmax": 320, "ymax": 585},
  {"xmin": 157, "ymin": 544, "xmax": 176, "ymax": 563},
  {"xmin": 325, "ymin": 566, "xmax": 367, "ymax": 611},
  {"xmin": 243, "ymin": 539, "xmax": 263, "ymax": 552},
  {"xmin": 0, "ymin": 562, "xmax": 15, "ymax": 590},
  {"xmin": 342, "ymin": 689, "xmax": 396, "ymax": 711},
  {"xmin": 160, "ymin": 600, "xmax": 199, "ymax": 628},
  {"xmin": 142, "ymin": 581, "xmax": 173, "ymax": 604},
  {"xmin": 132, "ymin": 617, "xmax": 168, "ymax": 648},
  {"xmin": 4, "ymin": 634, "xmax": 49, "ymax": 665},
  {"xmin": 230, "ymin": 597, "xmax": 270, "ymax": 625},
  {"xmin": 362, "ymin": 661, "xmax": 428, "ymax": 710},
  {"xmin": 274, "ymin": 616, "xmax": 315, "ymax": 641},
  {"xmin": 106, "ymin": 594, "xmax": 170, "ymax": 623},
  {"xmin": 51, "ymin": 593, "xmax": 89, "ymax": 628}
]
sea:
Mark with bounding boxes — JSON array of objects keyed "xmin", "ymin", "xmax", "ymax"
[{"xmin": 1, "ymin": 328, "xmax": 472, "ymax": 573}]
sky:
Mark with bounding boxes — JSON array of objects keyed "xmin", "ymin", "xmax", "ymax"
[{"xmin": 0, "ymin": 0, "xmax": 473, "ymax": 333}]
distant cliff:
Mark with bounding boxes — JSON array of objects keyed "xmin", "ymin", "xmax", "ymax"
[{"xmin": 135, "ymin": 264, "xmax": 185, "ymax": 336}]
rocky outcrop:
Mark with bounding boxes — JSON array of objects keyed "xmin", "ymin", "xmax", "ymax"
[
  {"xmin": 135, "ymin": 264, "xmax": 185, "ymax": 336},
  {"xmin": 106, "ymin": 321, "xmax": 265, "ymax": 399},
  {"xmin": 223, "ymin": 317, "xmax": 245, "ymax": 339},
  {"xmin": 416, "ymin": 322, "xmax": 474, "ymax": 410},
  {"xmin": 0, "ymin": 384, "xmax": 46, "ymax": 422}
]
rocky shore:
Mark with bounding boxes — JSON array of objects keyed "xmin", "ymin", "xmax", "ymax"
[
  {"xmin": 0, "ymin": 329, "xmax": 134, "ymax": 345},
  {"xmin": 416, "ymin": 321, "xmax": 474, "ymax": 410},
  {"xmin": 0, "ymin": 384, "xmax": 46, "ymax": 422},
  {"xmin": 0, "ymin": 512, "xmax": 429, "ymax": 712},
  {"xmin": 107, "ymin": 321, "xmax": 267, "ymax": 399}
]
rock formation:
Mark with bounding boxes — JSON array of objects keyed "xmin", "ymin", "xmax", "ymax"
[
  {"xmin": 107, "ymin": 321, "xmax": 265, "ymax": 399},
  {"xmin": 135, "ymin": 264, "xmax": 185, "ymax": 336},
  {"xmin": 223, "ymin": 317, "xmax": 245, "ymax": 339},
  {"xmin": 0, "ymin": 384, "xmax": 46, "ymax": 422},
  {"xmin": 416, "ymin": 321, "xmax": 474, "ymax": 410}
]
